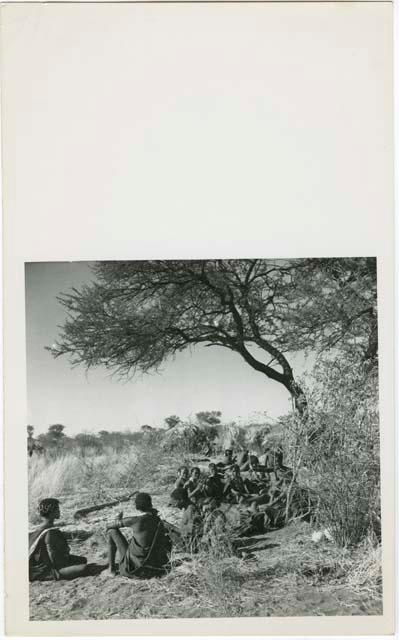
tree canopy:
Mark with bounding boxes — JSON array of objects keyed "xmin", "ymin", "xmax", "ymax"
[{"xmin": 50, "ymin": 258, "xmax": 377, "ymax": 416}]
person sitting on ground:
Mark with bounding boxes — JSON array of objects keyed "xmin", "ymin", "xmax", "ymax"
[
  {"xmin": 242, "ymin": 452, "xmax": 261, "ymax": 472},
  {"xmin": 174, "ymin": 466, "xmax": 189, "ymax": 489},
  {"xmin": 216, "ymin": 448, "xmax": 236, "ymax": 472},
  {"xmin": 260, "ymin": 447, "xmax": 274, "ymax": 471},
  {"xmin": 235, "ymin": 501, "xmax": 267, "ymax": 537},
  {"xmin": 29, "ymin": 498, "xmax": 89, "ymax": 582},
  {"xmin": 185, "ymin": 467, "xmax": 206, "ymax": 504},
  {"xmin": 169, "ymin": 466, "xmax": 190, "ymax": 509},
  {"xmin": 203, "ymin": 463, "xmax": 224, "ymax": 502},
  {"xmin": 223, "ymin": 464, "xmax": 252, "ymax": 503},
  {"xmin": 274, "ymin": 455, "xmax": 292, "ymax": 482},
  {"xmin": 106, "ymin": 492, "xmax": 172, "ymax": 578},
  {"xmin": 244, "ymin": 459, "xmax": 268, "ymax": 494},
  {"xmin": 236, "ymin": 449, "xmax": 249, "ymax": 470}
]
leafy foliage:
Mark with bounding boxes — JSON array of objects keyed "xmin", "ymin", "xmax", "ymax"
[
  {"xmin": 195, "ymin": 411, "xmax": 222, "ymax": 426},
  {"xmin": 164, "ymin": 415, "xmax": 181, "ymax": 430}
]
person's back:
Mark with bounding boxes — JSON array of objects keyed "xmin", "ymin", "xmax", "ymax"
[
  {"xmin": 124, "ymin": 512, "xmax": 171, "ymax": 573},
  {"xmin": 106, "ymin": 493, "xmax": 172, "ymax": 578}
]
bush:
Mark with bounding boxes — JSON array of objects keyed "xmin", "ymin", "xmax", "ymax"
[
  {"xmin": 161, "ymin": 422, "xmax": 213, "ymax": 454},
  {"xmin": 291, "ymin": 356, "xmax": 380, "ymax": 546}
]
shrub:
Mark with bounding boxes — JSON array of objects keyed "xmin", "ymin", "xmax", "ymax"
[
  {"xmin": 161, "ymin": 422, "xmax": 212, "ymax": 454},
  {"xmin": 290, "ymin": 356, "xmax": 380, "ymax": 546}
]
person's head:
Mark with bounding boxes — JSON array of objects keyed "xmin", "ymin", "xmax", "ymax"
[
  {"xmin": 38, "ymin": 498, "xmax": 60, "ymax": 521},
  {"xmin": 135, "ymin": 492, "xmax": 153, "ymax": 512},
  {"xmin": 190, "ymin": 467, "xmax": 200, "ymax": 481},
  {"xmin": 208, "ymin": 463, "xmax": 217, "ymax": 476},
  {"xmin": 178, "ymin": 466, "xmax": 189, "ymax": 480},
  {"xmin": 224, "ymin": 449, "xmax": 233, "ymax": 460}
]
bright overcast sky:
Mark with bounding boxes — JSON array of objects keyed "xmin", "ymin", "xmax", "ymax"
[{"xmin": 25, "ymin": 261, "xmax": 312, "ymax": 436}]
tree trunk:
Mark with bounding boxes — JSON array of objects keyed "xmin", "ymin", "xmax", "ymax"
[{"xmin": 286, "ymin": 379, "xmax": 308, "ymax": 419}]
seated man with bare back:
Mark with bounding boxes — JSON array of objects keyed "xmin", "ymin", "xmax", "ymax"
[
  {"xmin": 106, "ymin": 492, "xmax": 172, "ymax": 578},
  {"xmin": 223, "ymin": 464, "xmax": 252, "ymax": 503}
]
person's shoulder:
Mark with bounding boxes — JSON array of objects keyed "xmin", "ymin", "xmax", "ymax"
[{"xmin": 44, "ymin": 528, "xmax": 62, "ymax": 541}]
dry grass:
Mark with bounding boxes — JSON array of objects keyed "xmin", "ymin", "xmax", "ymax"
[
  {"xmin": 346, "ymin": 536, "xmax": 382, "ymax": 600},
  {"xmin": 29, "ymin": 444, "xmax": 383, "ymax": 620}
]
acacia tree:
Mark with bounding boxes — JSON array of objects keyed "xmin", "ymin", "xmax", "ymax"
[
  {"xmin": 196, "ymin": 411, "xmax": 222, "ymax": 426},
  {"xmin": 50, "ymin": 259, "xmax": 377, "ymax": 418}
]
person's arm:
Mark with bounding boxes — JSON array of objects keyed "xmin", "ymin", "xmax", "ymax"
[
  {"xmin": 187, "ymin": 483, "xmax": 202, "ymax": 499},
  {"xmin": 44, "ymin": 530, "xmax": 62, "ymax": 578},
  {"xmin": 106, "ymin": 513, "xmax": 139, "ymax": 530},
  {"xmin": 222, "ymin": 480, "xmax": 231, "ymax": 496},
  {"xmin": 161, "ymin": 523, "xmax": 173, "ymax": 554}
]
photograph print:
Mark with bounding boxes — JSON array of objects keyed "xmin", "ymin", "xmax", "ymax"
[{"xmin": 26, "ymin": 257, "xmax": 381, "ymax": 621}]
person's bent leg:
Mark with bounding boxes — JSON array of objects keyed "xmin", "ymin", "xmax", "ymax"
[
  {"xmin": 67, "ymin": 554, "xmax": 87, "ymax": 566},
  {"xmin": 107, "ymin": 528, "xmax": 128, "ymax": 575},
  {"xmin": 57, "ymin": 564, "xmax": 89, "ymax": 580}
]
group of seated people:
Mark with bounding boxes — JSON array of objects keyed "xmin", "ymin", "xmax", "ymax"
[
  {"xmin": 169, "ymin": 447, "xmax": 292, "ymax": 550},
  {"xmin": 29, "ymin": 446, "xmax": 291, "ymax": 583}
]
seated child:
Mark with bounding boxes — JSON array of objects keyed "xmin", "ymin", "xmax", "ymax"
[
  {"xmin": 169, "ymin": 466, "xmax": 190, "ymax": 508},
  {"xmin": 106, "ymin": 493, "xmax": 172, "ymax": 578},
  {"xmin": 203, "ymin": 463, "xmax": 224, "ymax": 502},
  {"xmin": 223, "ymin": 465, "xmax": 252, "ymax": 503},
  {"xmin": 29, "ymin": 498, "xmax": 88, "ymax": 582},
  {"xmin": 184, "ymin": 467, "xmax": 206, "ymax": 504}
]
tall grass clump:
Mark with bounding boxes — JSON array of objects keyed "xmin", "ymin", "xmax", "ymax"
[
  {"xmin": 28, "ymin": 435, "xmax": 184, "ymax": 524},
  {"xmin": 287, "ymin": 356, "xmax": 380, "ymax": 547},
  {"xmin": 28, "ymin": 454, "xmax": 85, "ymax": 522}
]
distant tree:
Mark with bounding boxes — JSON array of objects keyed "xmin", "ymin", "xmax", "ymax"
[
  {"xmin": 195, "ymin": 411, "xmax": 222, "ymax": 426},
  {"xmin": 50, "ymin": 259, "xmax": 377, "ymax": 420},
  {"xmin": 74, "ymin": 432, "xmax": 102, "ymax": 454},
  {"xmin": 36, "ymin": 424, "xmax": 68, "ymax": 451},
  {"xmin": 27, "ymin": 425, "xmax": 45, "ymax": 456},
  {"xmin": 164, "ymin": 415, "xmax": 181, "ymax": 430},
  {"xmin": 48, "ymin": 424, "xmax": 66, "ymax": 444}
]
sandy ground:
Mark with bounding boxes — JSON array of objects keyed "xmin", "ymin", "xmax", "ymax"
[{"xmin": 30, "ymin": 481, "xmax": 382, "ymax": 620}]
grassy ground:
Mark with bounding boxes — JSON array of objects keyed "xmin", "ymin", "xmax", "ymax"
[{"xmin": 29, "ymin": 447, "xmax": 382, "ymax": 621}]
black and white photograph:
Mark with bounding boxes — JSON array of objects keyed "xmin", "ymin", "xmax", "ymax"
[
  {"xmin": 1, "ymin": 1, "xmax": 393, "ymax": 634},
  {"xmin": 26, "ymin": 257, "xmax": 382, "ymax": 620}
]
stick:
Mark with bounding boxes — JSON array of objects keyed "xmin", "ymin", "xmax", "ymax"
[{"xmin": 73, "ymin": 491, "xmax": 138, "ymax": 520}]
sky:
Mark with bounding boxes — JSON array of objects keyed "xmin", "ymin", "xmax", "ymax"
[{"xmin": 25, "ymin": 262, "xmax": 311, "ymax": 436}]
